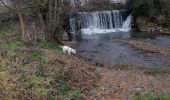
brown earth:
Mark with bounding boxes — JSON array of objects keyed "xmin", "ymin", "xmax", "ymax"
[{"xmin": 91, "ymin": 67, "xmax": 170, "ymax": 100}]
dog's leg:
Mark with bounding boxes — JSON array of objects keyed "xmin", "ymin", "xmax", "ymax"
[{"xmin": 68, "ymin": 48, "xmax": 71, "ymax": 55}]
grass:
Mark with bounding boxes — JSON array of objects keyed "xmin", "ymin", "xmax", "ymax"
[
  {"xmin": 29, "ymin": 51, "xmax": 41, "ymax": 57},
  {"xmin": 144, "ymin": 68, "xmax": 170, "ymax": 75},
  {"xmin": 29, "ymin": 50, "xmax": 50, "ymax": 63},
  {"xmin": 21, "ymin": 74, "xmax": 45, "ymax": 85},
  {"xmin": 114, "ymin": 64, "xmax": 136, "ymax": 70},
  {"xmin": 17, "ymin": 66, "xmax": 83, "ymax": 99},
  {"xmin": 132, "ymin": 92, "xmax": 170, "ymax": 100},
  {"xmin": 39, "ymin": 42, "xmax": 62, "ymax": 52},
  {"xmin": 19, "ymin": 70, "xmax": 83, "ymax": 99},
  {"xmin": 0, "ymin": 32, "xmax": 98, "ymax": 99},
  {"xmin": 114, "ymin": 64, "xmax": 170, "ymax": 75},
  {"xmin": 0, "ymin": 72, "xmax": 16, "ymax": 91},
  {"xmin": 0, "ymin": 40, "xmax": 22, "ymax": 51}
]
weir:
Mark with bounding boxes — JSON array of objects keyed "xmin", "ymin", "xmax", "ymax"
[{"xmin": 70, "ymin": 10, "xmax": 132, "ymax": 35}]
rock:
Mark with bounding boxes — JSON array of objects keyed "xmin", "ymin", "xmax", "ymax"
[{"xmin": 62, "ymin": 31, "xmax": 69, "ymax": 41}]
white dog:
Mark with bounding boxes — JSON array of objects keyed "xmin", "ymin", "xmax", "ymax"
[{"xmin": 60, "ymin": 46, "xmax": 76, "ymax": 55}]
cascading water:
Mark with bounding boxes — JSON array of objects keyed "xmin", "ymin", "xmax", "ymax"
[
  {"xmin": 122, "ymin": 14, "xmax": 132, "ymax": 31},
  {"xmin": 70, "ymin": 10, "xmax": 131, "ymax": 35}
]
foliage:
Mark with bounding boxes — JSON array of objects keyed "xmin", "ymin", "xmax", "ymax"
[
  {"xmin": 127, "ymin": 0, "xmax": 148, "ymax": 16},
  {"xmin": 127, "ymin": 0, "xmax": 170, "ymax": 26}
]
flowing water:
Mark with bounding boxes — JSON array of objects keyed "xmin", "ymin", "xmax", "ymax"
[
  {"xmin": 70, "ymin": 10, "xmax": 131, "ymax": 35},
  {"xmin": 70, "ymin": 10, "xmax": 170, "ymax": 68},
  {"xmin": 75, "ymin": 32, "xmax": 170, "ymax": 68}
]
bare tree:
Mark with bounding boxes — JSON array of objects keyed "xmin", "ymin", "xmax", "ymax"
[{"xmin": 0, "ymin": 0, "xmax": 125, "ymax": 42}]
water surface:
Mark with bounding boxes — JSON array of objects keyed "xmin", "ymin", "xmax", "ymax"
[{"xmin": 75, "ymin": 32, "xmax": 170, "ymax": 68}]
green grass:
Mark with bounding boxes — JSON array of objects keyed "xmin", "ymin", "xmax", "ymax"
[
  {"xmin": 114, "ymin": 64, "xmax": 136, "ymax": 70},
  {"xmin": 0, "ymin": 33, "xmax": 92, "ymax": 99},
  {"xmin": 21, "ymin": 74, "xmax": 44, "ymax": 85},
  {"xmin": 20, "ymin": 73, "xmax": 83, "ymax": 99},
  {"xmin": 144, "ymin": 68, "xmax": 170, "ymax": 75},
  {"xmin": 39, "ymin": 42, "xmax": 62, "ymax": 52},
  {"xmin": 29, "ymin": 50, "xmax": 50, "ymax": 63},
  {"xmin": 41, "ymin": 56, "xmax": 50, "ymax": 62},
  {"xmin": 132, "ymin": 92, "xmax": 170, "ymax": 100},
  {"xmin": 29, "ymin": 51, "xmax": 41, "ymax": 57},
  {"xmin": 0, "ymin": 40, "xmax": 22, "ymax": 51}
]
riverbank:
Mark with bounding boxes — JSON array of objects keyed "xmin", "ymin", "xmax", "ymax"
[
  {"xmin": 133, "ymin": 17, "xmax": 170, "ymax": 35},
  {"xmin": 0, "ymin": 32, "xmax": 170, "ymax": 99},
  {"xmin": 92, "ymin": 67, "xmax": 170, "ymax": 100},
  {"xmin": 0, "ymin": 33, "xmax": 99, "ymax": 99}
]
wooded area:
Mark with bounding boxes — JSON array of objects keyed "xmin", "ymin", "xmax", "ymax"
[
  {"xmin": 0, "ymin": 0, "xmax": 170, "ymax": 43},
  {"xmin": 128, "ymin": 0, "xmax": 170, "ymax": 27},
  {"xmin": 0, "ymin": 0, "xmax": 123, "ymax": 43}
]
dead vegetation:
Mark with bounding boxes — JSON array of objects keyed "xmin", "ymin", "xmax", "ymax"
[
  {"xmin": 1, "ymin": 33, "xmax": 170, "ymax": 99},
  {"xmin": 92, "ymin": 67, "xmax": 170, "ymax": 99},
  {"xmin": 0, "ymin": 33, "xmax": 99, "ymax": 99}
]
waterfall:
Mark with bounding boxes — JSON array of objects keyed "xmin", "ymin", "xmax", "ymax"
[
  {"xmin": 70, "ymin": 10, "xmax": 131, "ymax": 35},
  {"xmin": 70, "ymin": 17, "xmax": 76, "ymax": 35},
  {"xmin": 122, "ymin": 14, "xmax": 132, "ymax": 31}
]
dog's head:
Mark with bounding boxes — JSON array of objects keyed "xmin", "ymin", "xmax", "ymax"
[{"xmin": 72, "ymin": 49, "xmax": 76, "ymax": 54}]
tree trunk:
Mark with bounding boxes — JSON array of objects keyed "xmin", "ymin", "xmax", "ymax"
[{"xmin": 16, "ymin": 0, "xmax": 26, "ymax": 42}]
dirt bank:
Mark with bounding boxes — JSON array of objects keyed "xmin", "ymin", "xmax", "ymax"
[{"xmin": 133, "ymin": 17, "xmax": 170, "ymax": 35}]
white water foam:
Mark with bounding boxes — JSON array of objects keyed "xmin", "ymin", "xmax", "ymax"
[
  {"xmin": 81, "ymin": 14, "xmax": 132, "ymax": 35},
  {"xmin": 70, "ymin": 10, "xmax": 132, "ymax": 35}
]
